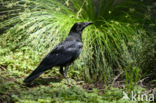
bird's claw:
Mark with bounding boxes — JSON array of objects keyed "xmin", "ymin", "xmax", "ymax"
[{"xmin": 66, "ymin": 78, "xmax": 69, "ymax": 83}]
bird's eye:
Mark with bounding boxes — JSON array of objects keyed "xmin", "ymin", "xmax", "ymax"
[
  {"xmin": 76, "ymin": 25, "xmax": 82, "ymax": 31},
  {"xmin": 79, "ymin": 25, "xmax": 82, "ymax": 28}
]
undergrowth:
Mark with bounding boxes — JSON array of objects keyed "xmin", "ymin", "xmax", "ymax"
[
  {"xmin": 0, "ymin": 0, "xmax": 155, "ymax": 82},
  {"xmin": 1, "ymin": 69, "xmax": 154, "ymax": 103},
  {"xmin": 0, "ymin": 0, "xmax": 155, "ymax": 102}
]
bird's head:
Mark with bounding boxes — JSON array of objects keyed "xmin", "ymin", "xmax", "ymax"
[{"xmin": 70, "ymin": 22, "xmax": 93, "ymax": 33}]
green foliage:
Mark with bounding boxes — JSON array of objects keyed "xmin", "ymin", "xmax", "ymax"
[
  {"xmin": 125, "ymin": 67, "xmax": 141, "ymax": 91},
  {"xmin": 0, "ymin": 1, "xmax": 155, "ymax": 101},
  {"xmin": 0, "ymin": 70, "xmax": 149, "ymax": 103},
  {"xmin": 0, "ymin": 46, "xmax": 41, "ymax": 74},
  {"xmin": 0, "ymin": 0, "xmax": 155, "ymax": 102},
  {"xmin": 103, "ymin": 88, "xmax": 123, "ymax": 101},
  {"xmin": 1, "ymin": 0, "xmax": 155, "ymax": 83}
]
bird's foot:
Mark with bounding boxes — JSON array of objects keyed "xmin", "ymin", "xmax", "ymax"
[
  {"xmin": 66, "ymin": 78, "xmax": 69, "ymax": 83},
  {"xmin": 24, "ymin": 82, "xmax": 35, "ymax": 87}
]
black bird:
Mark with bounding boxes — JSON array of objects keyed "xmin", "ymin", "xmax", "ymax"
[{"xmin": 24, "ymin": 22, "xmax": 93, "ymax": 83}]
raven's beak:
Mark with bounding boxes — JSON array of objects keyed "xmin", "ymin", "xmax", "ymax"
[
  {"xmin": 81, "ymin": 22, "xmax": 93, "ymax": 31},
  {"xmin": 85, "ymin": 22, "xmax": 93, "ymax": 26}
]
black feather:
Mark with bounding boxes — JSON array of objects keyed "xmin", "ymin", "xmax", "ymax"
[{"xmin": 24, "ymin": 22, "xmax": 92, "ymax": 83}]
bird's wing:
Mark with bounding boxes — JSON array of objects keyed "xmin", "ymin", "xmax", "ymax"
[
  {"xmin": 39, "ymin": 40, "xmax": 80, "ymax": 67},
  {"xmin": 24, "ymin": 42, "xmax": 75, "ymax": 83}
]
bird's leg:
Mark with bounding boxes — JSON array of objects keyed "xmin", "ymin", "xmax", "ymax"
[
  {"xmin": 59, "ymin": 66, "xmax": 64, "ymax": 76},
  {"xmin": 64, "ymin": 65, "xmax": 69, "ymax": 82}
]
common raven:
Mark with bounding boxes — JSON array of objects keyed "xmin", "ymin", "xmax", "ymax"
[{"xmin": 24, "ymin": 22, "xmax": 93, "ymax": 83}]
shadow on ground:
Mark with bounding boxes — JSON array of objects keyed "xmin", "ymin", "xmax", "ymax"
[{"xmin": 24, "ymin": 77, "xmax": 63, "ymax": 87}]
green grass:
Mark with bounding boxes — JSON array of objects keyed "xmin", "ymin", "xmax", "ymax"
[{"xmin": 1, "ymin": 68, "xmax": 152, "ymax": 103}]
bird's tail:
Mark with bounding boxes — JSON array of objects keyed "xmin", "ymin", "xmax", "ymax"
[{"xmin": 24, "ymin": 65, "xmax": 48, "ymax": 83}]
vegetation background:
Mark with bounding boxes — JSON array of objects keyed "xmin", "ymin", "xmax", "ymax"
[{"xmin": 0, "ymin": 0, "xmax": 155, "ymax": 102}]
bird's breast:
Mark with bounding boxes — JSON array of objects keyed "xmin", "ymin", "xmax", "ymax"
[
  {"xmin": 75, "ymin": 42, "xmax": 83, "ymax": 56},
  {"xmin": 66, "ymin": 41, "xmax": 83, "ymax": 55},
  {"xmin": 77, "ymin": 42, "xmax": 83, "ymax": 49}
]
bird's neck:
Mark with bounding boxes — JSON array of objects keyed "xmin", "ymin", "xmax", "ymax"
[{"xmin": 69, "ymin": 31, "xmax": 82, "ymax": 41}]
